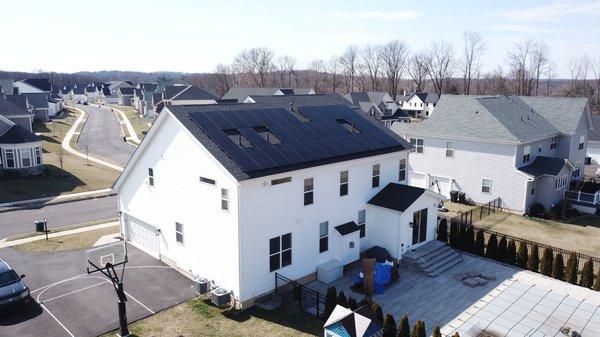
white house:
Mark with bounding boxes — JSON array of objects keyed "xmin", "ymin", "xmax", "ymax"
[
  {"xmin": 14, "ymin": 79, "xmax": 52, "ymax": 94},
  {"xmin": 114, "ymin": 96, "xmax": 443, "ymax": 308},
  {"xmin": 393, "ymin": 95, "xmax": 591, "ymax": 214},
  {"xmin": 398, "ymin": 92, "xmax": 439, "ymax": 118}
]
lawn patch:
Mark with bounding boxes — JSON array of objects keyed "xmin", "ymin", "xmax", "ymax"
[{"xmin": 12, "ymin": 225, "xmax": 119, "ymax": 252}]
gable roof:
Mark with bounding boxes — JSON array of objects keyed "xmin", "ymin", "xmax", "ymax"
[
  {"xmin": 163, "ymin": 85, "xmax": 189, "ymax": 99},
  {"xmin": 119, "ymin": 87, "xmax": 135, "ymax": 95},
  {"xmin": 22, "ymin": 78, "xmax": 52, "ymax": 92},
  {"xmin": 0, "ymin": 114, "xmax": 14, "ymax": 137},
  {"xmin": 335, "ymin": 221, "xmax": 360, "ymax": 236},
  {"xmin": 367, "ymin": 183, "xmax": 429, "ymax": 212},
  {"xmin": 169, "ymin": 85, "xmax": 217, "ymax": 101},
  {"xmin": 343, "ymin": 92, "xmax": 390, "ymax": 106},
  {"xmin": 166, "ymin": 98, "xmax": 411, "ymax": 181},
  {"xmin": 517, "ymin": 156, "xmax": 572, "ymax": 177},
  {"xmin": 393, "ymin": 95, "xmax": 565, "ymax": 144},
  {"xmin": 410, "ymin": 92, "xmax": 439, "ymax": 104},
  {"xmin": 72, "ymin": 87, "xmax": 85, "ymax": 94},
  {"xmin": 222, "ymin": 87, "xmax": 314, "ymax": 102},
  {"xmin": 5, "ymin": 95, "xmax": 29, "ymax": 109},
  {"xmin": 0, "ymin": 124, "xmax": 40, "ymax": 144},
  {"xmin": 0, "ymin": 96, "xmax": 32, "ymax": 116},
  {"xmin": 21, "ymin": 93, "xmax": 49, "ymax": 109},
  {"xmin": 139, "ymin": 83, "xmax": 158, "ymax": 92},
  {"xmin": 518, "ymin": 96, "xmax": 589, "ymax": 135}
]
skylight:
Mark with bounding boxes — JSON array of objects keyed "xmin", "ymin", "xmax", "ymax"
[
  {"xmin": 253, "ymin": 126, "xmax": 282, "ymax": 144},
  {"xmin": 336, "ymin": 119, "xmax": 361, "ymax": 134},
  {"xmin": 223, "ymin": 128, "xmax": 253, "ymax": 148}
]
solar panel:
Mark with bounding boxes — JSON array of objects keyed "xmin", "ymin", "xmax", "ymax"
[{"xmin": 188, "ymin": 104, "xmax": 402, "ymax": 176}]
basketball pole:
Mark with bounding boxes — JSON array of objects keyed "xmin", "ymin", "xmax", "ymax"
[{"xmin": 105, "ymin": 263, "xmax": 130, "ymax": 337}]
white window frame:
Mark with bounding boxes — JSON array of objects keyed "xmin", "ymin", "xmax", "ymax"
[
  {"xmin": 481, "ymin": 179, "xmax": 492, "ymax": 194},
  {"xmin": 221, "ymin": 188, "xmax": 230, "ymax": 211},
  {"xmin": 358, "ymin": 210, "xmax": 366, "ymax": 238},
  {"xmin": 537, "ymin": 144, "xmax": 542, "ymax": 153},
  {"xmin": 398, "ymin": 159, "xmax": 406, "ymax": 182},
  {"xmin": 34, "ymin": 147, "xmax": 42, "ymax": 165},
  {"xmin": 579, "ymin": 135, "xmax": 585, "ymax": 150},
  {"xmin": 175, "ymin": 222, "xmax": 184, "ymax": 245},
  {"xmin": 20, "ymin": 148, "xmax": 32, "ymax": 168},
  {"xmin": 3, "ymin": 149, "xmax": 15, "ymax": 168},
  {"xmin": 410, "ymin": 138, "xmax": 424, "ymax": 154},
  {"xmin": 319, "ymin": 221, "xmax": 328, "ymax": 253},
  {"xmin": 523, "ymin": 145, "xmax": 531, "ymax": 163},
  {"xmin": 304, "ymin": 178, "xmax": 314, "ymax": 206},
  {"xmin": 372, "ymin": 164, "xmax": 380, "ymax": 188},
  {"xmin": 340, "ymin": 171, "xmax": 349, "ymax": 196},
  {"xmin": 148, "ymin": 167, "xmax": 155, "ymax": 186},
  {"xmin": 445, "ymin": 141, "xmax": 454, "ymax": 158},
  {"xmin": 550, "ymin": 136, "xmax": 558, "ymax": 150}
]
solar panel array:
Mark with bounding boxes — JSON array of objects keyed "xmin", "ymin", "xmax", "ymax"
[{"xmin": 188, "ymin": 104, "xmax": 402, "ymax": 174}]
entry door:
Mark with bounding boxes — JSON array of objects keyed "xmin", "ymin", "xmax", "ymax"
[{"xmin": 412, "ymin": 208, "xmax": 428, "ymax": 245}]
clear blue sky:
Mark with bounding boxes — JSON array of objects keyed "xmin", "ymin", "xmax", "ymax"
[{"xmin": 3, "ymin": 0, "xmax": 599, "ymax": 78}]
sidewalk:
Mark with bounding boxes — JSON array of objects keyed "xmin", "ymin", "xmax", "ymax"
[
  {"xmin": 0, "ymin": 221, "xmax": 119, "ymax": 249},
  {"xmin": 0, "ymin": 188, "xmax": 115, "ymax": 212}
]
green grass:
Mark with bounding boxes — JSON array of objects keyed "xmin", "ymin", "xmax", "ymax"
[
  {"xmin": 12, "ymin": 225, "xmax": 119, "ymax": 252},
  {"xmin": 5, "ymin": 217, "xmax": 118, "ymax": 241}
]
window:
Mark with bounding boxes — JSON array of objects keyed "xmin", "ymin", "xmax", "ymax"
[
  {"xmin": 556, "ymin": 175, "xmax": 568, "ymax": 190},
  {"xmin": 175, "ymin": 222, "xmax": 184, "ymax": 244},
  {"xmin": 531, "ymin": 186, "xmax": 535, "ymax": 195},
  {"xmin": 358, "ymin": 210, "xmax": 366, "ymax": 238},
  {"xmin": 445, "ymin": 141, "xmax": 454, "ymax": 158},
  {"xmin": 523, "ymin": 146, "xmax": 531, "ymax": 163},
  {"xmin": 550, "ymin": 136, "xmax": 558, "ymax": 150},
  {"xmin": 304, "ymin": 178, "xmax": 314, "ymax": 205},
  {"xmin": 481, "ymin": 179, "xmax": 492, "ymax": 194},
  {"xmin": 223, "ymin": 128, "xmax": 253, "ymax": 148},
  {"xmin": 319, "ymin": 221, "xmax": 328, "ymax": 253},
  {"xmin": 572, "ymin": 161, "xmax": 581, "ymax": 178},
  {"xmin": 199, "ymin": 176, "xmax": 216, "ymax": 185},
  {"xmin": 398, "ymin": 159, "xmax": 406, "ymax": 181},
  {"xmin": 372, "ymin": 164, "xmax": 380, "ymax": 188},
  {"xmin": 221, "ymin": 188, "xmax": 229, "ymax": 211},
  {"xmin": 269, "ymin": 233, "xmax": 292, "ymax": 272},
  {"xmin": 4, "ymin": 149, "xmax": 15, "ymax": 168},
  {"xmin": 34, "ymin": 147, "xmax": 41, "ymax": 165},
  {"xmin": 254, "ymin": 126, "xmax": 281, "ymax": 144},
  {"xmin": 148, "ymin": 168, "xmax": 155, "ymax": 186},
  {"xmin": 579, "ymin": 135, "xmax": 585, "ymax": 150},
  {"xmin": 337, "ymin": 119, "xmax": 360, "ymax": 134},
  {"xmin": 271, "ymin": 177, "xmax": 292, "ymax": 186},
  {"xmin": 339, "ymin": 171, "xmax": 349, "ymax": 196},
  {"xmin": 410, "ymin": 138, "xmax": 424, "ymax": 153},
  {"xmin": 20, "ymin": 148, "xmax": 31, "ymax": 167}
]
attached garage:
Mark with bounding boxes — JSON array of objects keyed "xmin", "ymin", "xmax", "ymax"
[{"xmin": 123, "ymin": 214, "xmax": 160, "ymax": 259}]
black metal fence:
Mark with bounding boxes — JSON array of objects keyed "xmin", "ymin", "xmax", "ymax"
[
  {"xmin": 442, "ymin": 197, "xmax": 502, "ymax": 227},
  {"xmin": 275, "ymin": 273, "xmax": 325, "ymax": 319}
]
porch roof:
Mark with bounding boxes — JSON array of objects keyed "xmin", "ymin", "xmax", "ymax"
[
  {"xmin": 335, "ymin": 221, "xmax": 360, "ymax": 236},
  {"xmin": 367, "ymin": 183, "xmax": 426, "ymax": 212},
  {"xmin": 517, "ymin": 156, "xmax": 571, "ymax": 177}
]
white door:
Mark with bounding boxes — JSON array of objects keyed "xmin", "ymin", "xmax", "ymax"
[
  {"xmin": 124, "ymin": 215, "xmax": 159, "ymax": 258},
  {"xmin": 408, "ymin": 172, "xmax": 427, "ymax": 189}
]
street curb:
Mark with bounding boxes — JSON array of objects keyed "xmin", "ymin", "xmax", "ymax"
[{"xmin": 0, "ymin": 188, "xmax": 116, "ymax": 213}]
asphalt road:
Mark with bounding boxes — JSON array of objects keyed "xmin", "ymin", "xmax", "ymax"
[
  {"xmin": 75, "ymin": 104, "xmax": 136, "ymax": 167},
  {"xmin": 0, "ymin": 196, "xmax": 118, "ymax": 239}
]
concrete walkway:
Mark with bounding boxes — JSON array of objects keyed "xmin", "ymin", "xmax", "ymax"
[
  {"xmin": 0, "ymin": 221, "xmax": 119, "ymax": 249},
  {"xmin": 61, "ymin": 107, "xmax": 124, "ymax": 171}
]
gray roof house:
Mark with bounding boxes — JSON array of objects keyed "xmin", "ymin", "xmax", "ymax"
[
  {"xmin": 343, "ymin": 92, "xmax": 399, "ymax": 124},
  {"xmin": 222, "ymin": 87, "xmax": 315, "ymax": 103},
  {"xmin": 21, "ymin": 92, "xmax": 50, "ymax": 122},
  {"xmin": 155, "ymin": 85, "xmax": 218, "ymax": 114},
  {"xmin": 393, "ymin": 94, "xmax": 591, "ymax": 214}
]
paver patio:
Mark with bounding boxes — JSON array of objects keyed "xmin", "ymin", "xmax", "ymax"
[{"xmin": 307, "ymin": 252, "xmax": 600, "ymax": 336}]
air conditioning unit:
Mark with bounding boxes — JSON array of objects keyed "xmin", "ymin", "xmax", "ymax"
[
  {"xmin": 211, "ymin": 287, "xmax": 231, "ymax": 307},
  {"xmin": 195, "ymin": 277, "xmax": 211, "ymax": 295}
]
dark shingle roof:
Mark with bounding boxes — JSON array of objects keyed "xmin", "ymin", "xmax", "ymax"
[
  {"xmin": 0, "ymin": 124, "xmax": 40, "ymax": 144},
  {"xmin": 119, "ymin": 87, "xmax": 135, "ymax": 95},
  {"xmin": 21, "ymin": 93, "xmax": 49, "ymax": 109},
  {"xmin": 0, "ymin": 96, "xmax": 31, "ymax": 116},
  {"xmin": 335, "ymin": 221, "xmax": 360, "ymax": 236},
  {"xmin": 343, "ymin": 92, "xmax": 389, "ymax": 106},
  {"xmin": 222, "ymin": 87, "xmax": 314, "ymax": 102},
  {"xmin": 170, "ymin": 85, "xmax": 217, "ymax": 101},
  {"xmin": 22, "ymin": 78, "xmax": 52, "ymax": 92},
  {"xmin": 517, "ymin": 156, "xmax": 570, "ymax": 177},
  {"xmin": 0, "ymin": 116, "xmax": 13, "ymax": 136},
  {"xmin": 139, "ymin": 83, "xmax": 158, "ymax": 92},
  {"xmin": 72, "ymin": 87, "xmax": 85, "ymax": 94},
  {"xmin": 367, "ymin": 183, "xmax": 427, "ymax": 212},
  {"xmin": 5, "ymin": 95, "xmax": 29, "ymax": 109}
]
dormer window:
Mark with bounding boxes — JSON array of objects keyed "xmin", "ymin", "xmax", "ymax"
[
  {"xmin": 253, "ymin": 126, "xmax": 281, "ymax": 144},
  {"xmin": 523, "ymin": 145, "xmax": 531, "ymax": 163},
  {"xmin": 337, "ymin": 119, "xmax": 360, "ymax": 134},
  {"xmin": 223, "ymin": 128, "xmax": 253, "ymax": 148}
]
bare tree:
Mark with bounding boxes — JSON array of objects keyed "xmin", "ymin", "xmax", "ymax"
[
  {"xmin": 360, "ymin": 44, "xmax": 382, "ymax": 91},
  {"xmin": 407, "ymin": 51, "xmax": 428, "ymax": 93},
  {"xmin": 79, "ymin": 134, "xmax": 91, "ymax": 166},
  {"xmin": 460, "ymin": 31, "xmax": 485, "ymax": 95},
  {"xmin": 210, "ymin": 63, "xmax": 234, "ymax": 96},
  {"xmin": 566, "ymin": 55, "xmax": 592, "ymax": 97},
  {"xmin": 592, "ymin": 58, "xmax": 600, "ymax": 111},
  {"xmin": 378, "ymin": 40, "xmax": 408, "ymax": 99},
  {"xmin": 530, "ymin": 42, "xmax": 550, "ymax": 96},
  {"xmin": 56, "ymin": 145, "xmax": 65, "ymax": 170},
  {"xmin": 327, "ymin": 55, "xmax": 343, "ymax": 93},
  {"xmin": 507, "ymin": 39, "xmax": 534, "ymax": 95},
  {"xmin": 544, "ymin": 62, "xmax": 556, "ymax": 96},
  {"xmin": 424, "ymin": 40, "xmax": 455, "ymax": 96},
  {"xmin": 340, "ymin": 45, "xmax": 359, "ymax": 92},
  {"xmin": 308, "ymin": 59, "xmax": 326, "ymax": 93},
  {"xmin": 233, "ymin": 48, "xmax": 274, "ymax": 87}
]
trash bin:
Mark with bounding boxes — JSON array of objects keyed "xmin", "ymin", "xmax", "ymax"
[
  {"xmin": 450, "ymin": 190, "xmax": 458, "ymax": 203},
  {"xmin": 458, "ymin": 192, "xmax": 466, "ymax": 204},
  {"xmin": 35, "ymin": 220, "xmax": 46, "ymax": 232}
]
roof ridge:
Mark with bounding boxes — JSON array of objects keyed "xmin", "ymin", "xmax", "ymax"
[{"xmin": 169, "ymin": 85, "xmax": 191, "ymax": 100}]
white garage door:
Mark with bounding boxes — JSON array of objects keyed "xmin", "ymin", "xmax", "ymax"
[
  {"xmin": 124, "ymin": 215, "xmax": 159, "ymax": 258},
  {"xmin": 408, "ymin": 172, "xmax": 427, "ymax": 189}
]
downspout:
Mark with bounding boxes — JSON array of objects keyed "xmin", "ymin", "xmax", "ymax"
[{"xmin": 236, "ymin": 183, "xmax": 243, "ymax": 308}]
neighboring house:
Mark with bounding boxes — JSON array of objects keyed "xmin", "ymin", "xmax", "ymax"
[
  {"xmin": 1, "ymin": 95, "xmax": 34, "ymax": 131},
  {"xmin": 381, "ymin": 109, "xmax": 411, "ymax": 127},
  {"xmin": 393, "ymin": 95, "xmax": 591, "ymax": 214},
  {"xmin": 586, "ymin": 114, "xmax": 600, "ymax": 164},
  {"xmin": 0, "ymin": 79, "xmax": 14, "ymax": 95},
  {"xmin": 21, "ymin": 93, "xmax": 50, "ymax": 122},
  {"xmin": 114, "ymin": 96, "xmax": 443, "ymax": 309},
  {"xmin": 108, "ymin": 81, "xmax": 134, "ymax": 96},
  {"xmin": 135, "ymin": 83, "xmax": 161, "ymax": 117},
  {"xmin": 324, "ymin": 305, "xmax": 383, "ymax": 337},
  {"xmin": 14, "ymin": 78, "xmax": 52, "ymax": 94},
  {"xmin": 98, "ymin": 87, "xmax": 118, "ymax": 104},
  {"xmin": 72, "ymin": 86, "xmax": 87, "ymax": 103},
  {"xmin": 118, "ymin": 87, "xmax": 135, "ymax": 106},
  {"xmin": 398, "ymin": 92, "xmax": 439, "ymax": 118},
  {"xmin": 343, "ymin": 92, "xmax": 398, "ymax": 117},
  {"xmin": 85, "ymin": 85, "xmax": 99, "ymax": 103},
  {"xmin": 222, "ymin": 87, "xmax": 315, "ymax": 103},
  {"xmin": 155, "ymin": 85, "xmax": 218, "ymax": 113}
]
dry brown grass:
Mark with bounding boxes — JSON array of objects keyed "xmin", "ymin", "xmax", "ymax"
[
  {"xmin": 443, "ymin": 201, "xmax": 478, "ymax": 218},
  {"xmin": 12, "ymin": 225, "xmax": 119, "ymax": 252},
  {"xmin": 109, "ymin": 105, "xmax": 152, "ymax": 140},
  {"xmin": 475, "ymin": 212, "xmax": 600, "ymax": 257},
  {"xmin": 102, "ymin": 297, "xmax": 321, "ymax": 337}
]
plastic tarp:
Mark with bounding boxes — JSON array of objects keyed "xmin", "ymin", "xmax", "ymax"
[{"xmin": 374, "ymin": 263, "xmax": 392, "ymax": 286}]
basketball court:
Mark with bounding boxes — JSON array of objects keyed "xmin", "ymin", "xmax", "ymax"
[{"xmin": 0, "ymin": 243, "xmax": 196, "ymax": 337}]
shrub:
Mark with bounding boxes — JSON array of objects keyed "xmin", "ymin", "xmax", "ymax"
[
  {"xmin": 411, "ymin": 320, "xmax": 425, "ymax": 337},
  {"xmin": 497, "ymin": 236, "xmax": 508, "ymax": 263},
  {"xmin": 529, "ymin": 202, "xmax": 545, "ymax": 217},
  {"xmin": 552, "ymin": 253, "xmax": 565, "ymax": 281},
  {"xmin": 337, "ymin": 290, "xmax": 348, "ymax": 308},
  {"xmin": 486, "ymin": 234, "xmax": 498, "ymax": 260},
  {"xmin": 565, "ymin": 252, "xmax": 579, "ymax": 285},
  {"xmin": 540, "ymin": 247, "xmax": 554, "ymax": 276},
  {"xmin": 452, "ymin": 333, "xmax": 461, "ymax": 337},
  {"xmin": 458, "ymin": 224, "xmax": 467, "ymax": 249},
  {"xmin": 528, "ymin": 244, "xmax": 540, "ymax": 272},
  {"xmin": 437, "ymin": 218, "xmax": 448, "ymax": 243},
  {"xmin": 580, "ymin": 258, "xmax": 595, "ymax": 289},
  {"xmin": 506, "ymin": 239, "xmax": 517, "ymax": 265},
  {"xmin": 551, "ymin": 200, "xmax": 571, "ymax": 220},
  {"xmin": 383, "ymin": 314, "xmax": 397, "ymax": 337},
  {"xmin": 594, "ymin": 267, "xmax": 600, "ymax": 291},
  {"xmin": 432, "ymin": 326, "xmax": 442, "ymax": 337},
  {"xmin": 348, "ymin": 297, "xmax": 358, "ymax": 310},
  {"xmin": 516, "ymin": 242, "xmax": 529, "ymax": 269},
  {"xmin": 397, "ymin": 315, "xmax": 410, "ymax": 337},
  {"xmin": 474, "ymin": 229, "xmax": 485, "ymax": 256},
  {"xmin": 371, "ymin": 302, "xmax": 384, "ymax": 323},
  {"xmin": 465, "ymin": 226, "xmax": 475, "ymax": 253},
  {"xmin": 324, "ymin": 286, "xmax": 338, "ymax": 318},
  {"xmin": 449, "ymin": 221, "xmax": 459, "ymax": 248}
]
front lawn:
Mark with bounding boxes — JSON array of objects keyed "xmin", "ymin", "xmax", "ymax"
[
  {"xmin": 102, "ymin": 297, "xmax": 322, "ymax": 337},
  {"xmin": 0, "ymin": 109, "xmax": 120, "ymax": 202},
  {"xmin": 12, "ymin": 225, "xmax": 119, "ymax": 252},
  {"xmin": 109, "ymin": 105, "xmax": 152, "ymax": 140},
  {"xmin": 475, "ymin": 212, "xmax": 600, "ymax": 257}
]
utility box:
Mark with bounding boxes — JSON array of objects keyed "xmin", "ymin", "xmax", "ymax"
[
  {"xmin": 317, "ymin": 259, "xmax": 343, "ymax": 284},
  {"xmin": 211, "ymin": 288, "xmax": 231, "ymax": 307},
  {"xmin": 195, "ymin": 277, "xmax": 211, "ymax": 295}
]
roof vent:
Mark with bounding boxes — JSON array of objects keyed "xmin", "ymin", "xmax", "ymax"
[{"xmin": 475, "ymin": 110, "xmax": 478, "ymax": 114}]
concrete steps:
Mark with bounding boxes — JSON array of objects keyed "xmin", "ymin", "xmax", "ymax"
[{"xmin": 403, "ymin": 241, "xmax": 463, "ymax": 277}]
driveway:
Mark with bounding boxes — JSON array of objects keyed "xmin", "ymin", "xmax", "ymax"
[
  {"xmin": 0, "ymin": 196, "xmax": 118, "ymax": 240},
  {"xmin": 0, "ymin": 244, "xmax": 196, "ymax": 337},
  {"xmin": 76, "ymin": 104, "xmax": 136, "ymax": 167}
]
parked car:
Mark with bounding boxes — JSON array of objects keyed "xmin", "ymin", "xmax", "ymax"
[
  {"xmin": 83, "ymin": 101, "xmax": 89, "ymax": 105},
  {"xmin": 0, "ymin": 259, "xmax": 31, "ymax": 312}
]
